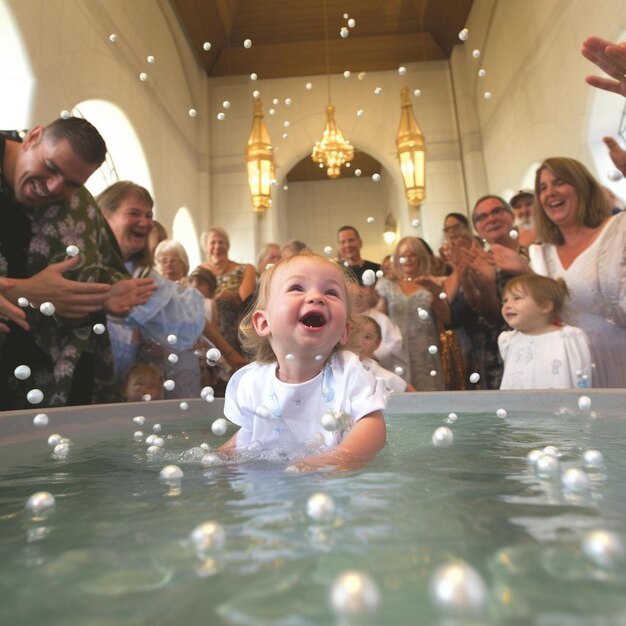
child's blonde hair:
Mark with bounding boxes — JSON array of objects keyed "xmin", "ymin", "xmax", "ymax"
[
  {"xmin": 357, "ymin": 314, "xmax": 382, "ymax": 342},
  {"xmin": 239, "ymin": 252, "xmax": 359, "ymax": 363},
  {"xmin": 121, "ymin": 362, "xmax": 164, "ymax": 399},
  {"xmin": 503, "ymin": 274, "xmax": 569, "ymax": 318}
]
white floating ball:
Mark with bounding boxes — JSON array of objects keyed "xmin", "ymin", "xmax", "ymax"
[
  {"xmin": 458, "ymin": 28, "xmax": 469, "ymax": 41},
  {"xmin": 243, "ymin": 38, "xmax": 252, "ymax": 48},
  {"xmin": 285, "ymin": 353, "xmax": 295, "ymax": 361},
  {"xmin": 167, "ymin": 334, "xmax": 178, "ymax": 345},
  {"xmin": 356, "ymin": 109, "xmax": 364, "ymax": 117},
  {"xmin": 14, "ymin": 364, "xmax": 31, "ymax": 380},
  {"xmin": 354, "ymin": 168, "xmax": 362, "ymax": 177},
  {"xmin": 153, "ymin": 423, "xmax": 161, "ymax": 433},
  {"xmin": 305, "ymin": 82, "xmax": 313, "ymax": 90},
  {"xmin": 92, "ymin": 323, "xmax": 106, "ymax": 335},
  {"xmin": 562, "ymin": 467, "xmax": 590, "ymax": 493},
  {"xmin": 33, "ymin": 413, "xmax": 49, "ymax": 427},
  {"xmin": 147, "ymin": 445, "xmax": 160, "ymax": 454},
  {"xmin": 472, "ymin": 49, "xmax": 481, "ymax": 58},
  {"xmin": 188, "ymin": 108, "xmax": 197, "ymax": 118},
  {"xmin": 343, "ymin": 70, "xmax": 351, "ymax": 78},
  {"xmin": 578, "ymin": 395, "xmax": 592, "ymax": 411},
  {"xmin": 190, "ymin": 521, "xmax": 225, "ymax": 552},
  {"xmin": 109, "ymin": 33, "xmax": 117, "ymax": 43},
  {"xmin": 53, "ymin": 442, "xmax": 70, "ymax": 459},
  {"xmin": 163, "ymin": 379, "xmax": 175, "ymax": 391},
  {"xmin": 608, "ymin": 170, "xmax": 623, "ymax": 182},
  {"xmin": 340, "ymin": 27, "xmax": 349, "ymax": 38},
  {"xmin": 432, "ymin": 426, "xmax": 453, "ymax": 447},
  {"xmin": 543, "ymin": 445, "xmax": 560, "ymax": 457},
  {"xmin": 25, "ymin": 491, "xmax": 55, "ymax": 515},
  {"xmin": 374, "ymin": 87, "xmax": 382, "ymax": 96},
  {"xmin": 324, "ymin": 246, "xmax": 333, "ymax": 255},
  {"xmin": 133, "ymin": 431, "xmax": 144, "ymax": 442},
  {"xmin": 285, "ymin": 97, "xmax": 293, "ymax": 105},
  {"xmin": 200, "ymin": 386, "xmax": 215, "ymax": 402},
  {"xmin": 366, "ymin": 216, "xmax": 375, "ymax": 223},
  {"xmin": 398, "ymin": 66, "xmax": 406, "ymax": 75},
  {"xmin": 306, "ymin": 492, "xmax": 336, "ymax": 522},
  {"xmin": 582, "ymin": 530, "xmax": 626, "ymax": 568},
  {"xmin": 201, "ymin": 452, "xmax": 221, "ymax": 466},
  {"xmin": 48, "ymin": 434, "xmax": 62, "ymax": 446},
  {"xmin": 438, "ymin": 291, "xmax": 447, "ymax": 300},
  {"xmin": 535, "ymin": 453, "xmax": 560, "ymax": 477},
  {"xmin": 321, "ymin": 412, "xmax": 338, "ymax": 431},
  {"xmin": 509, "ymin": 229, "xmax": 519, "ymax": 240},
  {"xmin": 447, "ymin": 412, "xmax": 458, "ymax": 422},
  {"xmin": 483, "ymin": 91, "xmax": 493, "ymax": 100},
  {"xmin": 147, "ymin": 55, "xmax": 155, "ymax": 64},
  {"xmin": 139, "ymin": 72, "xmax": 148, "ymax": 82},
  {"xmin": 216, "ymin": 112, "xmax": 225, "ymax": 121},
  {"xmin": 159, "ymin": 465, "xmax": 184, "ymax": 480},
  {"xmin": 372, "ymin": 173, "xmax": 381, "ymax": 183},
  {"xmin": 430, "ymin": 560, "xmax": 487, "ymax": 615},
  {"xmin": 417, "ymin": 308, "xmax": 429, "ymax": 320},
  {"xmin": 429, "ymin": 370, "xmax": 437, "ymax": 377},
  {"xmin": 347, "ymin": 18, "xmax": 356, "ymax": 28},
  {"xmin": 18, "ymin": 297, "xmax": 29, "ymax": 307},
  {"xmin": 428, "ymin": 345, "xmax": 438, "ymax": 355},
  {"xmin": 526, "ymin": 449, "xmax": 543, "ymax": 465},
  {"xmin": 133, "ymin": 415, "xmax": 145, "ymax": 426},
  {"xmin": 496, "ymin": 408, "xmax": 507, "ymax": 418},
  {"xmin": 315, "ymin": 354, "xmax": 325, "ymax": 361},
  {"xmin": 65, "ymin": 244, "xmax": 79, "ymax": 257},
  {"xmin": 211, "ymin": 418, "xmax": 228, "ymax": 436},
  {"xmin": 478, "ymin": 68, "xmax": 486, "ymax": 77},
  {"xmin": 206, "ymin": 348, "xmax": 221, "ymax": 364},
  {"xmin": 152, "ymin": 437, "xmax": 164, "ymax": 448},
  {"xmin": 255, "ymin": 405, "xmax": 273, "ymax": 419},
  {"xmin": 168, "ymin": 353, "xmax": 179, "ymax": 364},
  {"xmin": 330, "ymin": 571, "xmax": 381, "ymax": 617},
  {"xmin": 411, "ymin": 218, "xmax": 420, "ymax": 227},
  {"xmin": 361, "ymin": 269, "xmax": 376, "ymax": 287},
  {"xmin": 399, "ymin": 256, "xmax": 406, "ymax": 265},
  {"xmin": 145, "ymin": 434, "xmax": 157, "ymax": 445},
  {"xmin": 582, "ymin": 449, "xmax": 604, "ymax": 468},
  {"xmin": 40, "ymin": 302, "xmax": 55, "ymax": 316},
  {"xmin": 376, "ymin": 270, "xmax": 384, "ymax": 278},
  {"xmin": 469, "ymin": 372, "xmax": 480, "ymax": 384},
  {"xmin": 358, "ymin": 73, "xmax": 366, "ymax": 81},
  {"xmin": 27, "ymin": 389, "xmax": 43, "ymax": 405},
  {"xmin": 222, "ymin": 100, "xmax": 230, "ymax": 109},
  {"xmin": 179, "ymin": 401, "xmax": 189, "ymax": 411}
]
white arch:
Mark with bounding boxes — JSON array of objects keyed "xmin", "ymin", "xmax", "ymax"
[
  {"xmin": 73, "ymin": 99, "xmax": 153, "ymax": 200},
  {"xmin": 173, "ymin": 207, "xmax": 201, "ymax": 271},
  {"xmin": 0, "ymin": 0, "xmax": 35, "ymax": 128}
]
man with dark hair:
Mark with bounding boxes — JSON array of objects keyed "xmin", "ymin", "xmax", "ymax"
[
  {"xmin": 336, "ymin": 225, "xmax": 381, "ymax": 285},
  {"xmin": 0, "ymin": 117, "xmax": 155, "ymax": 409}
]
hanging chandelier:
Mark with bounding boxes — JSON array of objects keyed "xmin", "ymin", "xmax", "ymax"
[
  {"xmin": 396, "ymin": 85, "xmax": 426, "ymax": 206},
  {"xmin": 311, "ymin": 104, "xmax": 354, "ymax": 178},
  {"xmin": 246, "ymin": 96, "xmax": 275, "ymax": 212},
  {"xmin": 310, "ymin": 0, "xmax": 353, "ymax": 179}
]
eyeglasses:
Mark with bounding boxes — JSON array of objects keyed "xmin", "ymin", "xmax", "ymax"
[
  {"xmin": 474, "ymin": 206, "xmax": 508, "ymax": 224},
  {"xmin": 156, "ymin": 257, "xmax": 182, "ymax": 266}
]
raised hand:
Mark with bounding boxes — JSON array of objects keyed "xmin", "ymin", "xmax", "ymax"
[
  {"xmin": 104, "ymin": 277, "xmax": 157, "ymax": 316},
  {"xmin": 603, "ymin": 136, "xmax": 626, "ymax": 177},
  {"xmin": 582, "ymin": 36, "xmax": 626, "ymax": 98}
]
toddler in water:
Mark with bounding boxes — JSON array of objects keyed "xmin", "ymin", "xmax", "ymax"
[
  {"xmin": 121, "ymin": 363, "xmax": 164, "ymax": 402},
  {"xmin": 499, "ymin": 275, "xmax": 592, "ymax": 389},
  {"xmin": 357, "ymin": 315, "xmax": 416, "ymax": 393},
  {"xmin": 220, "ymin": 253, "xmax": 387, "ymax": 470}
]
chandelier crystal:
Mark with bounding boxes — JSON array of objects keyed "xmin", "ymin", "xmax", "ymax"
[{"xmin": 311, "ymin": 103, "xmax": 354, "ymax": 179}]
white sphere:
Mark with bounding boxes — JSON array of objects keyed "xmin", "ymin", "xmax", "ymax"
[
  {"xmin": 321, "ymin": 412, "xmax": 338, "ymax": 431},
  {"xmin": 163, "ymin": 379, "xmax": 175, "ymax": 391},
  {"xmin": 361, "ymin": 269, "xmax": 376, "ymax": 286},
  {"xmin": 330, "ymin": 570, "xmax": 381, "ymax": 617},
  {"xmin": 250, "ymin": 72, "xmax": 258, "ymax": 81},
  {"xmin": 582, "ymin": 530, "xmax": 626, "ymax": 568},
  {"xmin": 469, "ymin": 372, "xmax": 480, "ymax": 384},
  {"xmin": 255, "ymin": 405, "xmax": 273, "ymax": 419},
  {"xmin": 139, "ymin": 72, "xmax": 148, "ymax": 82},
  {"xmin": 509, "ymin": 229, "xmax": 519, "ymax": 240},
  {"xmin": 153, "ymin": 437, "xmax": 165, "ymax": 448},
  {"xmin": 411, "ymin": 218, "xmax": 420, "ymax": 228},
  {"xmin": 430, "ymin": 560, "xmax": 487, "ymax": 615},
  {"xmin": 608, "ymin": 169, "xmax": 623, "ymax": 182},
  {"xmin": 472, "ymin": 49, "xmax": 481, "ymax": 58},
  {"xmin": 153, "ymin": 423, "xmax": 162, "ymax": 433},
  {"xmin": 543, "ymin": 445, "xmax": 560, "ymax": 457},
  {"xmin": 222, "ymin": 100, "xmax": 230, "ymax": 109},
  {"xmin": 179, "ymin": 401, "xmax": 189, "ymax": 411},
  {"xmin": 458, "ymin": 28, "xmax": 469, "ymax": 41},
  {"xmin": 201, "ymin": 452, "xmax": 221, "ymax": 466},
  {"xmin": 48, "ymin": 434, "xmax": 62, "ymax": 446},
  {"xmin": 202, "ymin": 41, "xmax": 211, "ymax": 51},
  {"xmin": 33, "ymin": 413, "xmax": 49, "ymax": 427},
  {"xmin": 374, "ymin": 86, "xmax": 382, "ymax": 96},
  {"xmin": 133, "ymin": 431, "xmax": 144, "ymax": 442},
  {"xmin": 92, "ymin": 323, "xmax": 106, "ymax": 335},
  {"xmin": 188, "ymin": 108, "xmax": 197, "ymax": 118},
  {"xmin": 432, "ymin": 426, "xmax": 453, "ymax": 447},
  {"xmin": 582, "ymin": 449, "xmax": 604, "ymax": 468},
  {"xmin": 561, "ymin": 467, "xmax": 590, "ymax": 493},
  {"xmin": 306, "ymin": 492, "xmax": 336, "ymax": 522},
  {"xmin": 347, "ymin": 18, "xmax": 356, "ymax": 28},
  {"xmin": 133, "ymin": 415, "xmax": 146, "ymax": 426},
  {"xmin": 147, "ymin": 445, "xmax": 160, "ymax": 454},
  {"xmin": 354, "ymin": 169, "xmax": 362, "ymax": 177},
  {"xmin": 211, "ymin": 418, "xmax": 228, "ymax": 436},
  {"xmin": 417, "ymin": 308, "xmax": 429, "ymax": 320},
  {"xmin": 205, "ymin": 347, "xmax": 221, "ymax": 364},
  {"xmin": 167, "ymin": 334, "xmax": 178, "ymax": 345},
  {"xmin": 447, "ymin": 412, "xmax": 458, "ymax": 423},
  {"xmin": 159, "ymin": 465, "xmax": 184, "ymax": 480},
  {"xmin": 535, "ymin": 453, "xmax": 560, "ymax": 477},
  {"xmin": 366, "ymin": 216, "xmax": 375, "ymax": 223},
  {"xmin": 429, "ymin": 369, "xmax": 437, "ymax": 377},
  {"xmin": 372, "ymin": 173, "xmax": 381, "ymax": 183},
  {"xmin": 167, "ymin": 353, "xmax": 179, "ymax": 364},
  {"xmin": 343, "ymin": 70, "xmax": 351, "ymax": 78},
  {"xmin": 398, "ymin": 66, "xmax": 406, "ymax": 75},
  {"xmin": 243, "ymin": 38, "xmax": 252, "ymax": 48},
  {"xmin": 53, "ymin": 442, "xmax": 70, "ymax": 459},
  {"xmin": 315, "ymin": 354, "xmax": 325, "ymax": 361},
  {"xmin": 14, "ymin": 364, "xmax": 31, "ymax": 380},
  {"xmin": 26, "ymin": 388, "xmax": 44, "ymax": 404},
  {"xmin": 324, "ymin": 246, "xmax": 333, "ymax": 255},
  {"xmin": 18, "ymin": 297, "xmax": 29, "ymax": 307},
  {"xmin": 109, "ymin": 33, "xmax": 117, "ymax": 43},
  {"xmin": 483, "ymin": 91, "xmax": 493, "ymax": 100},
  {"xmin": 66, "ymin": 244, "xmax": 79, "ymax": 257},
  {"xmin": 40, "ymin": 302, "xmax": 55, "ymax": 316},
  {"xmin": 200, "ymin": 386, "xmax": 214, "ymax": 401},
  {"xmin": 478, "ymin": 68, "xmax": 486, "ymax": 77},
  {"xmin": 438, "ymin": 292, "xmax": 447, "ymax": 300},
  {"xmin": 147, "ymin": 55, "xmax": 155, "ymax": 64},
  {"xmin": 340, "ymin": 27, "xmax": 349, "ymax": 38},
  {"xmin": 578, "ymin": 395, "xmax": 592, "ymax": 411},
  {"xmin": 427, "ymin": 345, "xmax": 438, "ymax": 355},
  {"xmin": 190, "ymin": 521, "xmax": 225, "ymax": 551},
  {"xmin": 394, "ymin": 366, "xmax": 404, "ymax": 376},
  {"xmin": 217, "ymin": 112, "xmax": 226, "ymax": 122},
  {"xmin": 526, "ymin": 449, "xmax": 543, "ymax": 465},
  {"xmin": 305, "ymin": 82, "xmax": 313, "ymax": 90},
  {"xmin": 145, "ymin": 434, "xmax": 157, "ymax": 445},
  {"xmin": 25, "ymin": 491, "xmax": 55, "ymax": 514},
  {"xmin": 496, "ymin": 408, "xmax": 507, "ymax": 418}
]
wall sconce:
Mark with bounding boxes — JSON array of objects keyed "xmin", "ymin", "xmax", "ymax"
[
  {"xmin": 383, "ymin": 213, "xmax": 397, "ymax": 244},
  {"xmin": 246, "ymin": 96, "xmax": 275, "ymax": 212},
  {"xmin": 396, "ymin": 85, "xmax": 426, "ymax": 206}
]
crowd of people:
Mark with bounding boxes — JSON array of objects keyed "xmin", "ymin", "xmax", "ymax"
[{"xmin": 0, "ymin": 35, "xmax": 625, "ymax": 427}]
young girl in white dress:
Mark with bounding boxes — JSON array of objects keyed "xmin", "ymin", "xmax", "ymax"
[
  {"xmin": 220, "ymin": 253, "xmax": 387, "ymax": 470},
  {"xmin": 498, "ymin": 275, "xmax": 592, "ymax": 389}
]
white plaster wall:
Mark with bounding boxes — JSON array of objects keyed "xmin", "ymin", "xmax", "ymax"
[
  {"xmin": 454, "ymin": 0, "xmax": 626, "ymax": 205},
  {"xmin": 4, "ymin": 0, "xmax": 209, "ymax": 264}
]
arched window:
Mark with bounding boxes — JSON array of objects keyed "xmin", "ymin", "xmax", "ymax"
[{"xmin": 173, "ymin": 207, "xmax": 200, "ymax": 271}]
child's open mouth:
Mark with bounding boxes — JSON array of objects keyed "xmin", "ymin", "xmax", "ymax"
[{"xmin": 300, "ymin": 312, "xmax": 326, "ymax": 328}]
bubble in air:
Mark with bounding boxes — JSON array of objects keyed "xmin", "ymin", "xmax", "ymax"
[
  {"xmin": 286, "ymin": 353, "xmax": 295, "ymax": 361},
  {"xmin": 562, "ymin": 467, "xmax": 590, "ymax": 493},
  {"xmin": 201, "ymin": 386, "xmax": 214, "ymax": 401},
  {"xmin": 163, "ymin": 379, "xmax": 175, "ymax": 391},
  {"xmin": 133, "ymin": 431, "xmax": 144, "ymax": 442},
  {"xmin": 211, "ymin": 418, "xmax": 228, "ymax": 436},
  {"xmin": 427, "ymin": 345, "xmax": 438, "ymax": 355},
  {"xmin": 48, "ymin": 434, "xmax": 62, "ymax": 446},
  {"xmin": 394, "ymin": 366, "xmax": 404, "ymax": 376},
  {"xmin": 578, "ymin": 395, "xmax": 592, "ymax": 411},
  {"xmin": 446, "ymin": 412, "xmax": 458, "ymax": 424},
  {"xmin": 398, "ymin": 66, "xmax": 406, "ymax": 75},
  {"xmin": 509, "ymin": 229, "xmax": 519, "ymax": 240},
  {"xmin": 92, "ymin": 323, "xmax": 106, "ymax": 335},
  {"xmin": 358, "ymin": 72, "xmax": 366, "ymax": 80},
  {"xmin": 65, "ymin": 244, "xmax": 80, "ymax": 257},
  {"xmin": 354, "ymin": 169, "xmax": 362, "ymax": 177},
  {"xmin": 372, "ymin": 173, "xmax": 381, "ymax": 182},
  {"xmin": 133, "ymin": 415, "xmax": 145, "ymax": 426},
  {"xmin": 217, "ymin": 112, "xmax": 225, "ymax": 121},
  {"xmin": 330, "ymin": 570, "xmax": 381, "ymax": 617},
  {"xmin": 361, "ymin": 269, "xmax": 376, "ymax": 286},
  {"xmin": 306, "ymin": 492, "xmax": 335, "ymax": 522},
  {"xmin": 250, "ymin": 72, "xmax": 258, "ymax": 81},
  {"xmin": 315, "ymin": 354, "xmax": 324, "ymax": 361},
  {"xmin": 417, "ymin": 308, "xmax": 429, "ymax": 320},
  {"xmin": 414, "ymin": 89, "xmax": 422, "ymax": 97},
  {"xmin": 432, "ymin": 426, "xmax": 453, "ymax": 447},
  {"xmin": 167, "ymin": 334, "xmax": 178, "ymax": 345},
  {"xmin": 376, "ymin": 270, "xmax": 383, "ymax": 278},
  {"xmin": 206, "ymin": 348, "xmax": 221, "ymax": 365},
  {"xmin": 526, "ymin": 449, "xmax": 543, "ymax": 465},
  {"xmin": 469, "ymin": 372, "xmax": 480, "ymax": 384},
  {"xmin": 478, "ymin": 68, "xmax": 486, "ymax": 77},
  {"xmin": 160, "ymin": 465, "xmax": 183, "ymax": 480},
  {"xmin": 40, "ymin": 302, "xmax": 55, "ymax": 316},
  {"xmin": 496, "ymin": 408, "xmax": 507, "ymax": 418},
  {"xmin": 608, "ymin": 170, "xmax": 623, "ymax": 182},
  {"xmin": 324, "ymin": 246, "xmax": 333, "ymax": 255},
  {"xmin": 142, "ymin": 394, "xmax": 152, "ymax": 402},
  {"xmin": 222, "ymin": 100, "xmax": 230, "ymax": 109},
  {"xmin": 429, "ymin": 370, "xmax": 437, "ymax": 377},
  {"xmin": 582, "ymin": 449, "xmax": 604, "ymax": 468},
  {"xmin": 25, "ymin": 491, "xmax": 55, "ymax": 515},
  {"xmin": 535, "ymin": 453, "xmax": 560, "ymax": 477},
  {"xmin": 347, "ymin": 18, "xmax": 356, "ymax": 28},
  {"xmin": 14, "ymin": 364, "xmax": 31, "ymax": 380},
  {"xmin": 472, "ymin": 49, "xmax": 481, "ymax": 58},
  {"xmin": 483, "ymin": 91, "xmax": 493, "ymax": 100},
  {"xmin": 411, "ymin": 218, "xmax": 420, "ymax": 227},
  {"xmin": 53, "ymin": 442, "xmax": 70, "ymax": 459},
  {"xmin": 152, "ymin": 437, "xmax": 165, "ymax": 448},
  {"xmin": 340, "ymin": 27, "xmax": 349, "ymax": 38},
  {"xmin": 374, "ymin": 87, "xmax": 382, "ymax": 96},
  {"xmin": 18, "ymin": 297, "xmax": 29, "ymax": 307},
  {"xmin": 243, "ymin": 39, "xmax": 252, "ymax": 48},
  {"xmin": 321, "ymin": 412, "xmax": 338, "ymax": 431},
  {"xmin": 109, "ymin": 34, "xmax": 117, "ymax": 43},
  {"xmin": 356, "ymin": 109, "xmax": 364, "ymax": 117},
  {"xmin": 203, "ymin": 42, "xmax": 211, "ymax": 51},
  {"xmin": 179, "ymin": 401, "xmax": 189, "ymax": 411},
  {"xmin": 430, "ymin": 560, "xmax": 487, "ymax": 615},
  {"xmin": 139, "ymin": 72, "xmax": 148, "ymax": 82},
  {"xmin": 458, "ymin": 28, "xmax": 469, "ymax": 41},
  {"xmin": 168, "ymin": 353, "xmax": 179, "ymax": 364},
  {"xmin": 33, "ymin": 413, "xmax": 49, "ymax": 427},
  {"xmin": 343, "ymin": 70, "xmax": 351, "ymax": 78},
  {"xmin": 27, "ymin": 389, "xmax": 44, "ymax": 404}
]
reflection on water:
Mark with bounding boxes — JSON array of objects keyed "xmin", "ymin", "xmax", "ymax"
[{"xmin": 1, "ymin": 410, "xmax": 626, "ymax": 625}]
